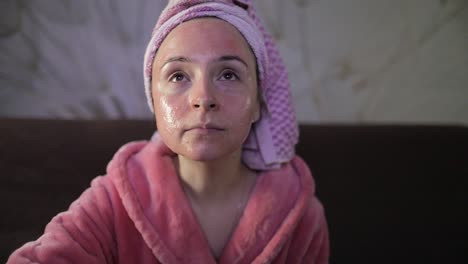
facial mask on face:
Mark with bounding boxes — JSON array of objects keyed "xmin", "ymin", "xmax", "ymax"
[{"xmin": 144, "ymin": 0, "xmax": 299, "ymax": 170}]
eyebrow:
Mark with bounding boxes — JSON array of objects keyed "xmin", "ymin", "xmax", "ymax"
[
  {"xmin": 161, "ymin": 56, "xmax": 190, "ymax": 69},
  {"xmin": 160, "ymin": 55, "xmax": 249, "ymax": 70},
  {"xmin": 217, "ymin": 55, "xmax": 248, "ymax": 68}
]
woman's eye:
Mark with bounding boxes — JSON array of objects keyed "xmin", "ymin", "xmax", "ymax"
[
  {"xmin": 220, "ymin": 71, "xmax": 238, "ymax": 81},
  {"xmin": 170, "ymin": 73, "xmax": 186, "ymax": 82}
]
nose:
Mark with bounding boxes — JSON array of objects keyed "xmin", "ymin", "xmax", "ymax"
[{"xmin": 189, "ymin": 78, "xmax": 219, "ymax": 111}]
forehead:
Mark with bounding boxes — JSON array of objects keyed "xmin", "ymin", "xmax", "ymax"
[{"xmin": 153, "ymin": 17, "xmax": 255, "ymax": 66}]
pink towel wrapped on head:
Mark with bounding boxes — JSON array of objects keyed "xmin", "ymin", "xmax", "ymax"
[{"xmin": 144, "ymin": 0, "xmax": 299, "ymax": 170}]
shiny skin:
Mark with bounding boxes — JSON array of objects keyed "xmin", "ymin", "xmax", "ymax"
[{"xmin": 151, "ymin": 17, "xmax": 260, "ymax": 162}]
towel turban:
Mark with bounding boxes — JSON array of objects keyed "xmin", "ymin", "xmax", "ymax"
[{"xmin": 143, "ymin": 0, "xmax": 298, "ymax": 170}]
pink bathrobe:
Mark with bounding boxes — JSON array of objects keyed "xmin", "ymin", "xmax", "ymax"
[{"xmin": 8, "ymin": 138, "xmax": 329, "ymax": 263}]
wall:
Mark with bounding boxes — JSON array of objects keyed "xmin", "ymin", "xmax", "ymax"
[{"xmin": 1, "ymin": 0, "xmax": 467, "ymax": 124}]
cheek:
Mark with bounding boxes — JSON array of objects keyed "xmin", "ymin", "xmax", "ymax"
[
  {"xmin": 237, "ymin": 91, "xmax": 258, "ymax": 117},
  {"xmin": 223, "ymin": 76, "xmax": 259, "ymax": 122},
  {"xmin": 241, "ymin": 96, "xmax": 256, "ymax": 113},
  {"xmin": 230, "ymin": 95, "xmax": 258, "ymax": 145},
  {"xmin": 224, "ymin": 93, "xmax": 258, "ymax": 127},
  {"xmin": 154, "ymin": 94, "xmax": 185, "ymax": 133}
]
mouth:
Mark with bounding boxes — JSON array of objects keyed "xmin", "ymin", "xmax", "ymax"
[{"xmin": 186, "ymin": 124, "xmax": 224, "ymax": 133}]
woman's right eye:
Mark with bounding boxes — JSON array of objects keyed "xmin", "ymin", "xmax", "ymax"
[{"xmin": 169, "ymin": 72, "xmax": 186, "ymax": 82}]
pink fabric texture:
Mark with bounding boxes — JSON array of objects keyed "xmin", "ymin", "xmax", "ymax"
[
  {"xmin": 8, "ymin": 138, "xmax": 329, "ymax": 264},
  {"xmin": 143, "ymin": 0, "xmax": 299, "ymax": 170}
]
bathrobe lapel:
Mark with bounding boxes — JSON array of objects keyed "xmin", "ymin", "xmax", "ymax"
[
  {"xmin": 114, "ymin": 138, "xmax": 311, "ymax": 264},
  {"xmin": 219, "ymin": 157, "xmax": 310, "ymax": 264}
]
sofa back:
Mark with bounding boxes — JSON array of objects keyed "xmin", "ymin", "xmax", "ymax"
[{"xmin": 1, "ymin": 119, "xmax": 467, "ymax": 263}]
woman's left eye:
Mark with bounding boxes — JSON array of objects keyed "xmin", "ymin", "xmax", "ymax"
[
  {"xmin": 220, "ymin": 71, "xmax": 238, "ymax": 81},
  {"xmin": 170, "ymin": 72, "xmax": 186, "ymax": 82}
]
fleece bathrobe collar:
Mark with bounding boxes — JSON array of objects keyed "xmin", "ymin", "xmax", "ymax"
[{"xmin": 107, "ymin": 138, "xmax": 313, "ymax": 264}]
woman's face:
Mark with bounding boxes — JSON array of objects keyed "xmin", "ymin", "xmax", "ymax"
[{"xmin": 152, "ymin": 17, "xmax": 260, "ymax": 162}]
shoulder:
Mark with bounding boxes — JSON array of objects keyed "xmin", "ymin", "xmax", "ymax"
[
  {"xmin": 287, "ymin": 155, "xmax": 316, "ymax": 195},
  {"xmin": 105, "ymin": 140, "xmax": 150, "ymax": 174},
  {"xmin": 281, "ymin": 155, "xmax": 327, "ymax": 237},
  {"xmin": 105, "ymin": 134, "xmax": 174, "ymax": 176},
  {"xmin": 288, "ymin": 155, "xmax": 324, "ymax": 221}
]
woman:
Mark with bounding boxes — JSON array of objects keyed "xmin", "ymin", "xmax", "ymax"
[{"xmin": 8, "ymin": 0, "xmax": 329, "ymax": 263}]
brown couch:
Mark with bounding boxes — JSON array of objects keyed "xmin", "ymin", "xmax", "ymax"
[{"xmin": 1, "ymin": 118, "xmax": 467, "ymax": 263}]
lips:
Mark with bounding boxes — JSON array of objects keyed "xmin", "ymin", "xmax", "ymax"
[{"xmin": 186, "ymin": 123, "xmax": 224, "ymax": 133}]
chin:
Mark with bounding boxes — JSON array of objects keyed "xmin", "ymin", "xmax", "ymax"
[
  {"xmin": 180, "ymin": 143, "xmax": 241, "ymax": 163},
  {"xmin": 183, "ymin": 153, "xmax": 219, "ymax": 162}
]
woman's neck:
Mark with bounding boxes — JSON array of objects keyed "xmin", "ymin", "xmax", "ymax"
[{"xmin": 176, "ymin": 151, "xmax": 254, "ymax": 204}]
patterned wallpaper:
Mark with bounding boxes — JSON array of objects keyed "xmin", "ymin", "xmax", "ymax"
[{"xmin": 1, "ymin": 0, "xmax": 467, "ymax": 124}]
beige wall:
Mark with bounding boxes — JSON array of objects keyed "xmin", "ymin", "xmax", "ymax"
[
  {"xmin": 1, "ymin": 0, "xmax": 467, "ymax": 124},
  {"xmin": 255, "ymin": 0, "xmax": 467, "ymax": 124}
]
